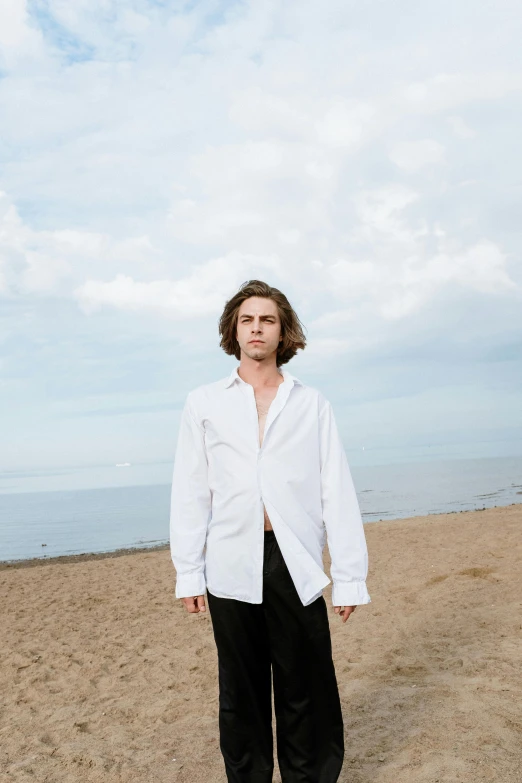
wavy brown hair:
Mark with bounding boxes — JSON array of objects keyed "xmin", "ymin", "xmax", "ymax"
[{"xmin": 218, "ymin": 280, "xmax": 307, "ymax": 366}]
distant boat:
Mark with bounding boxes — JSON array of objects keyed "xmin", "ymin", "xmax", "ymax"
[{"xmin": 115, "ymin": 462, "xmax": 132, "ymax": 467}]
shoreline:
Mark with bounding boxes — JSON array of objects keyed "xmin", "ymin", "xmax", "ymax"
[
  {"xmin": 0, "ymin": 541, "xmax": 170, "ymax": 571},
  {"xmin": 1, "ymin": 500, "xmax": 520, "ymax": 571}
]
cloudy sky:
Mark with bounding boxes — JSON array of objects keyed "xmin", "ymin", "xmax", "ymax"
[{"xmin": 1, "ymin": 0, "xmax": 521, "ymax": 485}]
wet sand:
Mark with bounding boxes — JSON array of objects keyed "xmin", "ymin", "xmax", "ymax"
[{"xmin": 1, "ymin": 503, "xmax": 521, "ymax": 782}]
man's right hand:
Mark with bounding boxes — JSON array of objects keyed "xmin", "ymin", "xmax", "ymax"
[{"xmin": 181, "ymin": 595, "xmax": 206, "ymax": 613}]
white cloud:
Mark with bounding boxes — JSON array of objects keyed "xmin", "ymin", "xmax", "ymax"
[
  {"xmin": 277, "ymin": 229, "xmax": 301, "ymax": 245},
  {"xmin": 2, "ymin": 156, "xmax": 519, "ymax": 334},
  {"xmin": 398, "ymin": 71, "xmax": 522, "ymax": 114},
  {"xmin": 447, "ymin": 115, "xmax": 476, "ymax": 139},
  {"xmin": 389, "ymin": 139, "xmax": 446, "ymax": 172},
  {"xmin": 319, "ymin": 184, "xmax": 519, "ymax": 322},
  {"xmin": 22, "ymin": 251, "xmax": 70, "ymax": 293},
  {"xmin": 0, "ymin": 0, "xmax": 35, "ymax": 48},
  {"xmin": 378, "ymin": 239, "xmax": 517, "ymax": 320},
  {"xmin": 73, "ymin": 253, "xmax": 281, "ymax": 318},
  {"xmin": 315, "ymin": 101, "xmax": 376, "ymax": 149},
  {"xmin": 0, "ymin": 7, "xmax": 520, "ymax": 330},
  {"xmin": 436, "ymin": 240, "xmax": 517, "ymax": 293},
  {"xmin": 0, "ymin": 188, "xmax": 158, "ymax": 295},
  {"xmin": 354, "ymin": 185, "xmax": 422, "ymax": 243}
]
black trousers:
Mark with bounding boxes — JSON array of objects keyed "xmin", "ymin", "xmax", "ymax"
[{"xmin": 206, "ymin": 529, "xmax": 344, "ymax": 783}]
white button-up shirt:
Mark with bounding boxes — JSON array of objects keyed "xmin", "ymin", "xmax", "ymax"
[{"xmin": 169, "ymin": 364, "xmax": 371, "ymax": 607}]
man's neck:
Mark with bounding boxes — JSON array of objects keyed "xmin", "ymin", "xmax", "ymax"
[{"xmin": 237, "ymin": 361, "xmax": 284, "ymax": 389}]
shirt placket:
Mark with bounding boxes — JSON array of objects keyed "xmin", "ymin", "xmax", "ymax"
[{"xmin": 241, "ymin": 378, "xmax": 293, "ymax": 601}]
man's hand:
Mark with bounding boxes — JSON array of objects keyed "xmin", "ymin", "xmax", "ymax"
[
  {"xmin": 333, "ymin": 605, "xmax": 356, "ymax": 623},
  {"xmin": 181, "ymin": 595, "xmax": 206, "ymax": 613}
]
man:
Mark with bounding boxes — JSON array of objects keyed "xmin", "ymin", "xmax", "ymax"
[{"xmin": 170, "ymin": 279, "xmax": 371, "ymax": 783}]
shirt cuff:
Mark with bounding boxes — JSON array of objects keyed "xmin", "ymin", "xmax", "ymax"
[
  {"xmin": 332, "ymin": 580, "xmax": 371, "ymax": 607},
  {"xmin": 175, "ymin": 572, "xmax": 207, "ymax": 599}
]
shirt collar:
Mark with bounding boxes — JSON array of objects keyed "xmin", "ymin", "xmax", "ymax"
[{"xmin": 224, "ymin": 365, "xmax": 302, "ymax": 389}]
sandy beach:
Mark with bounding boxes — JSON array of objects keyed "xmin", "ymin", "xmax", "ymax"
[{"xmin": 1, "ymin": 503, "xmax": 521, "ymax": 783}]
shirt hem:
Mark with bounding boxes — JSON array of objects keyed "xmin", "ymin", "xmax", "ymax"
[{"xmin": 206, "ymin": 587, "xmax": 263, "ymax": 604}]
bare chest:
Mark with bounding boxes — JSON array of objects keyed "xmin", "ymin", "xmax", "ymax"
[{"xmin": 254, "ymin": 388, "xmax": 279, "ymax": 447}]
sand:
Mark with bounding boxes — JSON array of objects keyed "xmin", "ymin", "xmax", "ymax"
[{"xmin": 1, "ymin": 503, "xmax": 521, "ymax": 783}]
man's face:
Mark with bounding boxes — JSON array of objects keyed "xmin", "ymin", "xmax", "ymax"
[{"xmin": 236, "ymin": 297, "xmax": 282, "ymax": 363}]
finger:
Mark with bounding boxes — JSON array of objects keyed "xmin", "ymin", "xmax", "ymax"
[
  {"xmin": 196, "ymin": 595, "xmax": 206, "ymax": 613},
  {"xmin": 182, "ymin": 597, "xmax": 198, "ymax": 613},
  {"xmin": 333, "ymin": 606, "xmax": 340, "ymax": 614}
]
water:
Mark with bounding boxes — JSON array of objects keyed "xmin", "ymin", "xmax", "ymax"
[
  {"xmin": 0, "ymin": 456, "xmax": 520, "ymax": 563},
  {"xmin": 0, "ymin": 484, "xmax": 171, "ymax": 562}
]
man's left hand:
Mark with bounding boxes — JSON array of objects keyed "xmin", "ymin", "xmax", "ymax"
[{"xmin": 333, "ymin": 605, "xmax": 356, "ymax": 623}]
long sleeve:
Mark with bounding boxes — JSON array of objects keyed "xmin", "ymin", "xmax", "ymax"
[
  {"xmin": 318, "ymin": 395, "xmax": 371, "ymax": 607},
  {"xmin": 169, "ymin": 392, "xmax": 211, "ymax": 599}
]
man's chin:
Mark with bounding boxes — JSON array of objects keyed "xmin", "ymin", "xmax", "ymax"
[{"xmin": 244, "ymin": 347, "xmax": 269, "ymax": 360}]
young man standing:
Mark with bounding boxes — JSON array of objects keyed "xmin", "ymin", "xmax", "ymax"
[{"xmin": 170, "ymin": 280, "xmax": 371, "ymax": 783}]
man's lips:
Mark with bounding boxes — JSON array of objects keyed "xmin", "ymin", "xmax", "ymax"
[{"xmin": 250, "ymin": 340, "xmax": 264, "ymax": 344}]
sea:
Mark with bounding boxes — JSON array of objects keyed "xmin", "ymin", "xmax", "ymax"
[{"xmin": 0, "ymin": 456, "xmax": 521, "ymax": 563}]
